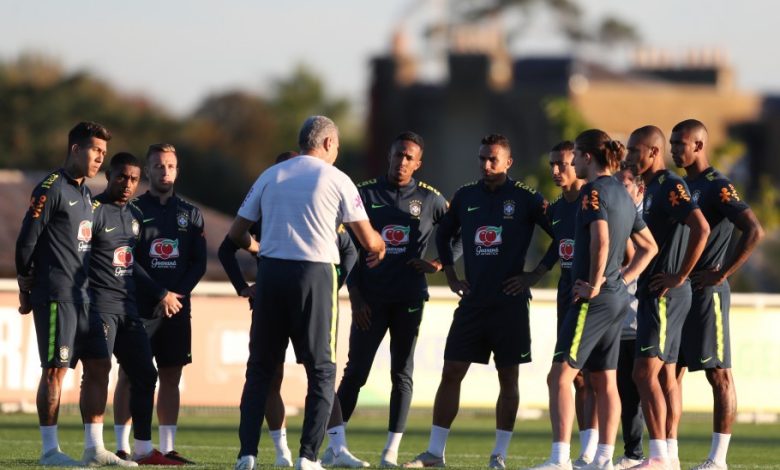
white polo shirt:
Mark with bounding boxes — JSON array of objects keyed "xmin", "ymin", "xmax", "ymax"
[{"xmin": 238, "ymin": 155, "xmax": 367, "ymax": 264}]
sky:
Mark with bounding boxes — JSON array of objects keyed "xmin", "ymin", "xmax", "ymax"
[{"xmin": 2, "ymin": 0, "xmax": 777, "ymax": 117}]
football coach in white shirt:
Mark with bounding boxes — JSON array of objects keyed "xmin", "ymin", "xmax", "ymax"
[{"xmin": 228, "ymin": 115, "xmax": 386, "ymax": 470}]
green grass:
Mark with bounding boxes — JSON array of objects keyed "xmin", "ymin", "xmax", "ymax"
[{"xmin": 0, "ymin": 407, "xmax": 778, "ymax": 468}]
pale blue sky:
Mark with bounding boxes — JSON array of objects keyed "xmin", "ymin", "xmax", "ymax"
[{"xmin": 2, "ymin": 0, "xmax": 776, "ymax": 116}]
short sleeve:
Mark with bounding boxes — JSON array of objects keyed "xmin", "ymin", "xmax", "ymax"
[
  {"xmin": 580, "ymin": 187, "xmax": 607, "ymax": 225},
  {"xmin": 632, "ymin": 207, "xmax": 647, "ymax": 233},
  {"xmin": 660, "ymin": 177, "xmax": 697, "ymax": 222},
  {"xmin": 711, "ymin": 179, "xmax": 749, "ymax": 221},
  {"xmin": 237, "ymin": 174, "xmax": 266, "ymax": 222},
  {"xmin": 338, "ymin": 175, "xmax": 368, "ymax": 223}
]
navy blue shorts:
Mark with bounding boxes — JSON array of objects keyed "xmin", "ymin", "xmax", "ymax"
[
  {"xmin": 32, "ymin": 301, "xmax": 108, "ymax": 368},
  {"xmin": 636, "ymin": 283, "xmax": 692, "ymax": 363}
]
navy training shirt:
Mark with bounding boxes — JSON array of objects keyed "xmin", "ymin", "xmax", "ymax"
[
  {"xmin": 638, "ymin": 170, "xmax": 698, "ymax": 294},
  {"xmin": 348, "ymin": 176, "xmax": 455, "ymax": 303},
  {"xmin": 133, "ymin": 191, "xmax": 207, "ymax": 317},
  {"xmin": 686, "ymin": 167, "xmax": 749, "ymax": 272},
  {"xmin": 436, "ymin": 178, "xmax": 552, "ymax": 304},
  {"xmin": 16, "ymin": 169, "xmax": 94, "ymax": 303},
  {"xmin": 573, "ymin": 175, "xmax": 645, "ymax": 290}
]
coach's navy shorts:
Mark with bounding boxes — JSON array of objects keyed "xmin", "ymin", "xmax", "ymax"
[
  {"xmin": 444, "ymin": 296, "xmax": 531, "ymax": 368},
  {"xmin": 679, "ymin": 283, "xmax": 731, "ymax": 371}
]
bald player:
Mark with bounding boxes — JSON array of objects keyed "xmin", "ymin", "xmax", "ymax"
[
  {"xmin": 625, "ymin": 125, "xmax": 710, "ymax": 470},
  {"xmin": 671, "ymin": 119, "xmax": 764, "ymax": 470}
]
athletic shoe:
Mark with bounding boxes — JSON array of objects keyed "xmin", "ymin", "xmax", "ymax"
[
  {"xmin": 580, "ymin": 461, "xmax": 613, "ymax": 470},
  {"xmin": 522, "ymin": 460, "xmax": 573, "ymax": 470},
  {"xmin": 380, "ymin": 449, "xmax": 399, "ymax": 467},
  {"xmin": 164, "ymin": 450, "xmax": 196, "ymax": 465},
  {"xmin": 488, "ymin": 454, "xmax": 506, "ymax": 469},
  {"xmin": 627, "ymin": 458, "xmax": 669, "ymax": 469},
  {"xmin": 296, "ymin": 457, "xmax": 325, "ymax": 470},
  {"xmin": 613, "ymin": 457, "xmax": 643, "ymax": 470},
  {"xmin": 134, "ymin": 449, "xmax": 185, "ymax": 465},
  {"xmin": 39, "ymin": 447, "xmax": 82, "ymax": 466},
  {"xmin": 235, "ymin": 455, "xmax": 257, "ymax": 470},
  {"xmin": 403, "ymin": 451, "xmax": 445, "ymax": 468},
  {"xmin": 115, "ymin": 450, "xmax": 132, "ymax": 461},
  {"xmin": 81, "ymin": 446, "xmax": 139, "ymax": 466},
  {"xmin": 689, "ymin": 460, "xmax": 727, "ymax": 470},
  {"xmin": 275, "ymin": 450, "xmax": 294, "ymax": 467},
  {"xmin": 321, "ymin": 447, "xmax": 370, "ymax": 468},
  {"xmin": 573, "ymin": 457, "xmax": 593, "ymax": 469}
]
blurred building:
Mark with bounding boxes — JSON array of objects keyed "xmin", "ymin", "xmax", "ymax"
[{"xmin": 366, "ymin": 28, "xmax": 761, "ymax": 198}]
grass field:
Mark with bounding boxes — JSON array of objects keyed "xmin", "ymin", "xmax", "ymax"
[{"xmin": 1, "ymin": 407, "xmax": 778, "ymax": 469}]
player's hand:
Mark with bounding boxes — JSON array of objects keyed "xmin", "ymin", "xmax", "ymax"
[
  {"xmin": 17, "ymin": 273, "xmax": 34, "ymax": 292},
  {"xmin": 158, "ymin": 291, "xmax": 184, "ymax": 318},
  {"xmin": 573, "ymin": 279, "xmax": 602, "ymax": 302},
  {"xmin": 239, "ymin": 284, "xmax": 256, "ymax": 300},
  {"xmin": 18, "ymin": 291, "xmax": 32, "ymax": 315},
  {"xmin": 349, "ymin": 290, "xmax": 372, "ymax": 330},
  {"xmin": 690, "ymin": 267, "xmax": 725, "ymax": 291},
  {"xmin": 502, "ymin": 271, "xmax": 543, "ymax": 296},
  {"xmin": 447, "ymin": 278, "xmax": 470, "ymax": 297},
  {"xmin": 407, "ymin": 258, "xmax": 441, "ymax": 274},
  {"xmin": 366, "ymin": 245, "xmax": 386, "ymax": 268},
  {"xmin": 649, "ymin": 272, "xmax": 686, "ymax": 297}
]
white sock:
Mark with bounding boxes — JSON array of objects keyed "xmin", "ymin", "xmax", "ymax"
[
  {"xmin": 666, "ymin": 439, "xmax": 679, "ymax": 460},
  {"xmin": 270, "ymin": 428, "xmax": 291, "ymax": 456},
  {"xmin": 593, "ymin": 444, "xmax": 614, "ymax": 466},
  {"xmin": 134, "ymin": 439, "xmax": 153, "ymax": 457},
  {"xmin": 551, "ymin": 442, "xmax": 571, "ymax": 465},
  {"xmin": 40, "ymin": 425, "xmax": 59, "ymax": 454},
  {"xmin": 385, "ymin": 431, "xmax": 403, "ymax": 453},
  {"xmin": 159, "ymin": 425, "xmax": 177, "ymax": 454},
  {"xmin": 580, "ymin": 428, "xmax": 599, "ymax": 461},
  {"xmin": 427, "ymin": 425, "xmax": 449, "ymax": 458},
  {"xmin": 84, "ymin": 423, "xmax": 104, "ymax": 450},
  {"xmin": 649, "ymin": 439, "xmax": 668, "ymax": 460},
  {"xmin": 491, "ymin": 429, "xmax": 513, "ymax": 459},
  {"xmin": 708, "ymin": 433, "xmax": 731, "ymax": 465},
  {"xmin": 114, "ymin": 425, "xmax": 132, "ymax": 453},
  {"xmin": 327, "ymin": 424, "xmax": 347, "ymax": 455}
]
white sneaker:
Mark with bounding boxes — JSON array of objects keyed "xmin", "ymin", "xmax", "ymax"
[
  {"xmin": 275, "ymin": 450, "xmax": 294, "ymax": 467},
  {"xmin": 488, "ymin": 454, "xmax": 506, "ymax": 469},
  {"xmin": 296, "ymin": 457, "xmax": 325, "ymax": 470},
  {"xmin": 39, "ymin": 447, "xmax": 82, "ymax": 467},
  {"xmin": 402, "ymin": 451, "xmax": 445, "ymax": 468},
  {"xmin": 613, "ymin": 456, "xmax": 643, "ymax": 470},
  {"xmin": 235, "ymin": 455, "xmax": 258, "ymax": 470},
  {"xmin": 573, "ymin": 457, "xmax": 592, "ymax": 469},
  {"xmin": 689, "ymin": 460, "xmax": 727, "ymax": 470},
  {"xmin": 523, "ymin": 460, "xmax": 573, "ymax": 470},
  {"xmin": 581, "ymin": 461, "xmax": 613, "ymax": 470},
  {"xmin": 628, "ymin": 458, "xmax": 669, "ymax": 470},
  {"xmin": 321, "ymin": 447, "xmax": 370, "ymax": 468},
  {"xmin": 81, "ymin": 446, "xmax": 139, "ymax": 467},
  {"xmin": 380, "ymin": 449, "xmax": 399, "ymax": 467}
]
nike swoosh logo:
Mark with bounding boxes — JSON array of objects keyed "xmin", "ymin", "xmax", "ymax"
[
  {"xmin": 371, "ymin": 203, "xmax": 386, "ymax": 209},
  {"xmin": 553, "ymin": 351, "xmax": 565, "ymax": 356},
  {"xmin": 68, "ymin": 200, "xmax": 78, "ymax": 206},
  {"xmin": 700, "ymin": 356, "xmax": 712, "ymax": 363},
  {"xmin": 407, "ymin": 307, "xmax": 421, "ymax": 313},
  {"xmin": 104, "ymin": 227, "xmax": 117, "ymax": 232},
  {"xmin": 143, "ymin": 218, "xmax": 154, "ymax": 223},
  {"xmin": 552, "ymin": 219, "xmax": 561, "ymax": 226},
  {"xmin": 467, "ymin": 206, "xmax": 479, "ymax": 212},
  {"xmin": 521, "ymin": 351, "xmax": 531, "ymax": 358},
  {"xmin": 640, "ymin": 345, "xmax": 655, "ymax": 352},
  {"xmin": 328, "ymin": 431, "xmax": 337, "ymax": 435}
]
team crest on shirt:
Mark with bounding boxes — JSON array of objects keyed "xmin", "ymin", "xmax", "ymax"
[
  {"xmin": 644, "ymin": 194, "xmax": 653, "ymax": 213},
  {"xmin": 503, "ymin": 200, "xmax": 515, "ymax": 218},
  {"xmin": 77, "ymin": 220, "xmax": 92, "ymax": 252},
  {"xmin": 474, "ymin": 225, "xmax": 502, "ymax": 256},
  {"xmin": 131, "ymin": 218, "xmax": 140, "ymax": 236},
  {"xmin": 177, "ymin": 211, "xmax": 189, "ymax": 230},
  {"xmin": 59, "ymin": 346, "xmax": 69, "ymax": 362},
  {"xmin": 691, "ymin": 190, "xmax": 701, "ymax": 204},
  {"xmin": 409, "ymin": 200, "xmax": 422, "ymax": 218}
]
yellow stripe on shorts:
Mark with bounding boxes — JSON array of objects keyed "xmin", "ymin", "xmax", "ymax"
[
  {"xmin": 714, "ymin": 291, "xmax": 724, "ymax": 362},
  {"xmin": 659, "ymin": 297, "xmax": 667, "ymax": 355},
  {"xmin": 329, "ymin": 264, "xmax": 338, "ymax": 363},
  {"xmin": 569, "ymin": 302, "xmax": 589, "ymax": 362},
  {"xmin": 48, "ymin": 302, "xmax": 57, "ymax": 362}
]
